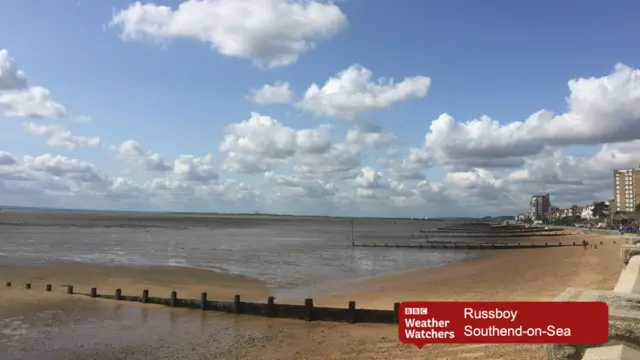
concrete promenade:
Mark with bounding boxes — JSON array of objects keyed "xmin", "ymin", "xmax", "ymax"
[{"xmin": 547, "ymin": 236, "xmax": 640, "ymax": 360}]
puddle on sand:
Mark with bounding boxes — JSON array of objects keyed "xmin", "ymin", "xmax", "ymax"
[{"xmin": 0, "ymin": 301, "xmax": 279, "ymax": 360}]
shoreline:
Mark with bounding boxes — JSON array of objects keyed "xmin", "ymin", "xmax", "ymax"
[{"xmin": 0, "ymin": 232, "xmax": 624, "ymax": 359}]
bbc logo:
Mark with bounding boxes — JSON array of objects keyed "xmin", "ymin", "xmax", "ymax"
[{"xmin": 405, "ymin": 307, "xmax": 428, "ymax": 315}]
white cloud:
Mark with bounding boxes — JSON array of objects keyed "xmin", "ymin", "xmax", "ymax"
[
  {"xmin": 219, "ymin": 112, "xmax": 334, "ymax": 173},
  {"xmin": 0, "ymin": 49, "xmax": 27, "ymax": 90},
  {"xmin": 409, "ymin": 63, "xmax": 640, "ymax": 171},
  {"xmin": 346, "ymin": 123, "xmax": 400, "ymax": 151},
  {"xmin": 75, "ymin": 115, "xmax": 91, "ymax": 123},
  {"xmin": 115, "ymin": 140, "xmax": 173, "ymax": 172},
  {"xmin": 0, "ymin": 49, "xmax": 66, "ymax": 119},
  {"xmin": 109, "ymin": 0, "xmax": 347, "ymax": 68},
  {"xmin": 297, "ymin": 64, "xmax": 431, "ymax": 120},
  {"xmin": 249, "ymin": 81, "xmax": 294, "ymax": 104},
  {"xmin": 23, "ymin": 122, "xmax": 101, "ymax": 149}
]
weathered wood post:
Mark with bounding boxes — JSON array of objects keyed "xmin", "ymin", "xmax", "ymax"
[
  {"xmin": 25, "ymin": 283, "xmax": 31, "ymax": 289},
  {"xmin": 558, "ymin": 242, "xmax": 562, "ymax": 246},
  {"xmin": 142, "ymin": 289, "xmax": 149, "ymax": 303},
  {"xmin": 90, "ymin": 287, "xmax": 97, "ymax": 298},
  {"xmin": 234, "ymin": 294, "xmax": 241, "ymax": 314},
  {"xmin": 45, "ymin": 284, "xmax": 52, "ymax": 291},
  {"xmin": 170, "ymin": 291, "xmax": 177, "ymax": 307},
  {"xmin": 304, "ymin": 298, "xmax": 313, "ymax": 322},
  {"xmin": 545, "ymin": 242, "xmax": 548, "ymax": 247},
  {"xmin": 115, "ymin": 288, "xmax": 122, "ymax": 300},
  {"xmin": 200, "ymin": 292, "xmax": 207, "ymax": 310},
  {"xmin": 267, "ymin": 296, "xmax": 275, "ymax": 317},
  {"xmin": 5, "ymin": 281, "xmax": 10, "ymax": 287},
  {"xmin": 348, "ymin": 301, "xmax": 356, "ymax": 324},
  {"xmin": 393, "ymin": 302, "xmax": 400, "ymax": 324},
  {"xmin": 67, "ymin": 285, "xmax": 73, "ymax": 294}
]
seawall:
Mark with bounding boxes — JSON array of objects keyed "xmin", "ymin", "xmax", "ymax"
[{"xmin": 547, "ymin": 236, "xmax": 640, "ymax": 360}]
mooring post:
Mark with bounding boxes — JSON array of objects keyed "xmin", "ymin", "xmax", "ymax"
[
  {"xmin": 393, "ymin": 302, "xmax": 400, "ymax": 324},
  {"xmin": 115, "ymin": 288, "xmax": 122, "ymax": 300},
  {"xmin": 67, "ymin": 285, "xmax": 73, "ymax": 294},
  {"xmin": 170, "ymin": 291, "xmax": 177, "ymax": 307},
  {"xmin": 304, "ymin": 298, "xmax": 313, "ymax": 322},
  {"xmin": 45, "ymin": 284, "xmax": 52, "ymax": 292},
  {"xmin": 234, "ymin": 294, "xmax": 241, "ymax": 314},
  {"xmin": 267, "ymin": 296, "xmax": 275, "ymax": 317},
  {"xmin": 25, "ymin": 283, "xmax": 31, "ymax": 289},
  {"xmin": 348, "ymin": 301, "xmax": 356, "ymax": 324},
  {"xmin": 91, "ymin": 287, "xmax": 97, "ymax": 298},
  {"xmin": 142, "ymin": 289, "xmax": 149, "ymax": 303},
  {"xmin": 200, "ymin": 292, "xmax": 207, "ymax": 310}
]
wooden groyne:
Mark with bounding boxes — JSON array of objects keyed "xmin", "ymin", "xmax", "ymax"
[
  {"xmin": 420, "ymin": 230, "xmax": 574, "ymax": 238},
  {"xmin": 2, "ymin": 282, "xmax": 398, "ymax": 325},
  {"xmin": 351, "ymin": 240, "xmax": 585, "ymax": 250},
  {"xmin": 434, "ymin": 227, "xmax": 563, "ymax": 234}
]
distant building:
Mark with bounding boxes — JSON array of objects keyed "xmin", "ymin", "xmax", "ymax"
[
  {"xmin": 530, "ymin": 194, "xmax": 550, "ymax": 221},
  {"xmin": 613, "ymin": 167, "xmax": 640, "ymax": 213}
]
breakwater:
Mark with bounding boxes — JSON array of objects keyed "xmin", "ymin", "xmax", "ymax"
[
  {"xmin": 420, "ymin": 230, "xmax": 573, "ymax": 238},
  {"xmin": 352, "ymin": 240, "xmax": 586, "ymax": 250},
  {"xmin": 2, "ymin": 282, "xmax": 399, "ymax": 325}
]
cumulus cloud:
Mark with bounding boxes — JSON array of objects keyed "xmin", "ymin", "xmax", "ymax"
[
  {"xmin": 409, "ymin": 64, "xmax": 640, "ymax": 171},
  {"xmin": 115, "ymin": 140, "xmax": 173, "ymax": 172},
  {"xmin": 297, "ymin": 64, "xmax": 431, "ymax": 120},
  {"xmin": 0, "ymin": 49, "xmax": 66, "ymax": 119},
  {"xmin": 109, "ymin": 0, "xmax": 347, "ymax": 68},
  {"xmin": 23, "ymin": 122, "xmax": 101, "ymax": 149},
  {"xmin": 219, "ymin": 112, "xmax": 334, "ymax": 173},
  {"xmin": 346, "ymin": 123, "xmax": 400, "ymax": 151},
  {"xmin": 249, "ymin": 81, "xmax": 294, "ymax": 104}
]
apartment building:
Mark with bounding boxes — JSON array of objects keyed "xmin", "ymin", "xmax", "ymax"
[
  {"xmin": 613, "ymin": 167, "xmax": 640, "ymax": 212},
  {"xmin": 530, "ymin": 193, "xmax": 550, "ymax": 221}
]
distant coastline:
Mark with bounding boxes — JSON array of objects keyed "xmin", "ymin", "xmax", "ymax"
[{"xmin": 0, "ymin": 205, "xmax": 514, "ymax": 222}]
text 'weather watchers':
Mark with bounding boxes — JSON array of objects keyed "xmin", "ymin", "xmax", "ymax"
[{"xmin": 398, "ymin": 301, "xmax": 608, "ymax": 348}]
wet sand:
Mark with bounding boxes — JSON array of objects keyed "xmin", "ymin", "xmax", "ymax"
[{"xmin": 0, "ymin": 231, "xmax": 624, "ymax": 359}]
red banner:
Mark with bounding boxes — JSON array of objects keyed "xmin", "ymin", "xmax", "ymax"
[{"xmin": 398, "ymin": 301, "xmax": 608, "ymax": 348}]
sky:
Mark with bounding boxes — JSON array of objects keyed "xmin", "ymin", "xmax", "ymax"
[{"xmin": 1, "ymin": 0, "xmax": 640, "ymax": 217}]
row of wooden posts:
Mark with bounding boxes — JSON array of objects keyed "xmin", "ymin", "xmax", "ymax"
[
  {"xmin": 4, "ymin": 282, "xmax": 399, "ymax": 324},
  {"xmin": 352, "ymin": 240, "xmax": 597, "ymax": 249}
]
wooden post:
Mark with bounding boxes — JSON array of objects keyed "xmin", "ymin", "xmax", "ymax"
[
  {"xmin": 545, "ymin": 242, "xmax": 548, "ymax": 247},
  {"xmin": 234, "ymin": 294, "xmax": 241, "ymax": 314},
  {"xmin": 25, "ymin": 283, "xmax": 31, "ymax": 289},
  {"xmin": 200, "ymin": 292, "xmax": 207, "ymax": 310},
  {"xmin": 393, "ymin": 302, "xmax": 400, "ymax": 324},
  {"xmin": 267, "ymin": 296, "xmax": 275, "ymax": 317},
  {"xmin": 5, "ymin": 281, "xmax": 10, "ymax": 287},
  {"xmin": 348, "ymin": 301, "xmax": 356, "ymax": 324},
  {"xmin": 67, "ymin": 285, "xmax": 73, "ymax": 294},
  {"xmin": 304, "ymin": 298, "xmax": 313, "ymax": 322},
  {"xmin": 90, "ymin": 287, "xmax": 97, "ymax": 298},
  {"xmin": 142, "ymin": 289, "xmax": 149, "ymax": 303},
  {"xmin": 115, "ymin": 288, "xmax": 122, "ymax": 300},
  {"xmin": 170, "ymin": 291, "xmax": 177, "ymax": 307},
  {"xmin": 45, "ymin": 284, "xmax": 52, "ymax": 292}
]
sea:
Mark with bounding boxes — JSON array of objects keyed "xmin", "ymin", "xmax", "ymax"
[{"xmin": 0, "ymin": 211, "xmax": 487, "ymax": 295}]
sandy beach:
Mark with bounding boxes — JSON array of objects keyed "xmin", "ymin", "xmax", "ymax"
[{"xmin": 0, "ymin": 213, "xmax": 625, "ymax": 359}]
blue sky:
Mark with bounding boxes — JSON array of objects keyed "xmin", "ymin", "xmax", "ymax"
[{"xmin": 1, "ymin": 0, "xmax": 640, "ymax": 216}]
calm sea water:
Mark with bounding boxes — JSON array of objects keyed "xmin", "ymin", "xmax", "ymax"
[{"xmin": 0, "ymin": 219, "xmax": 485, "ymax": 293}]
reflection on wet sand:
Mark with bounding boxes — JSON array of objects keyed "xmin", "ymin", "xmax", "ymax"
[{"xmin": 0, "ymin": 298, "xmax": 285, "ymax": 360}]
